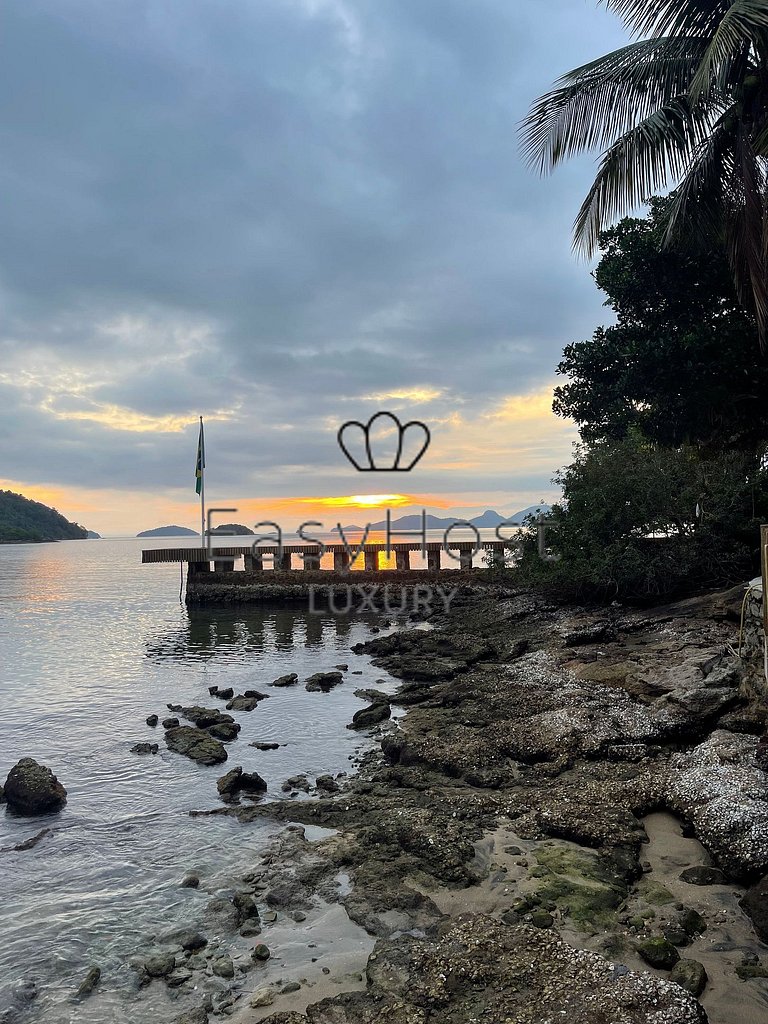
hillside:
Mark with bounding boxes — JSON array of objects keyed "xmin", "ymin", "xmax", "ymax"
[
  {"xmin": 337, "ymin": 505, "xmax": 552, "ymax": 532},
  {"xmin": 0, "ymin": 490, "xmax": 88, "ymax": 544},
  {"xmin": 137, "ymin": 526, "xmax": 198, "ymax": 538}
]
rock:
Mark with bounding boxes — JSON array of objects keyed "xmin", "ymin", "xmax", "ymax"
[
  {"xmin": 680, "ymin": 865, "xmax": 725, "ymax": 886},
  {"xmin": 740, "ymin": 874, "xmax": 768, "ymax": 942},
  {"xmin": 662, "ymin": 924, "xmax": 689, "ymax": 947},
  {"xmin": 736, "ymin": 960, "xmax": 768, "ymax": 980},
  {"xmin": 0, "ymin": 827, "xmax": 52, "ymax": 852},
  {"xmin": 206, "ymin": 722, "xmax": 240, "ymax": 742},
  {"xmin": 130, "ymin": 743, "xmax": 158, "ymax": 755},
  {"xmin": 216, "ymin": 767, "xmax": 267, "ymax": 799},
  {"xmin": 281, "ymin": 774, "xmax": 310, "ymax": 793},
  {"xmin": 174, "ymin": 1008, "xmax": 208, "ymax": 1024},
  {"xmin": 226, "ymin": 696, "xmax": 264, "ymax": 712},
  {"xmin": 679, "ymin": 908, "xmax": 706, "ymax": 937},
  {"xmin": 669, "ymin": 959, "xmax": 707, "ymax": 996},
  {"xmin": 211, "ymin": 955, "xmax": 234, "ymax": 979},
  {"xmin": 213, "ymin": 687, "xmax": 234, "ymax": 701},
  {"xmin": 162, "ymin": 717, "xmax": 180, "ymax": 729},
  {"xmin": 249, "ymin": 987, "xmax": 275, "ymax": 1007},
  {"xmin": 240, "ymin": 922, "xmax": 262, "ymax": 937},
  {"xmin": 270, "ymin": 673, "xmax": 298, "ymax": 687},
  {"xmin": 146, "ymin": 715, "xmax": 159, "ymax": 727},
  {"xmin": 166, "ymin": 968, "xmax": 193, "ymax": 987},
  {"xmin": 167, "ymin": 705, "xmax": 235, "ymax": 729},
  {"xmin": 75, "ymin": 966, "xmax": 101, "ymax": 999},
  {"xmin": 145, "ymin": 952, "xmax": 176, "ymax": 977},
  {"xmin": 251, "ymin": 943, "xmax": 270, "ymax": 962},
  {"xmin": 353, "ymin": 688, "xmax": 390, "ymax": 702},
  {"xmin": 349, "ymin": 702, "xmax": 391, "ymax": 729},
  {"xmin": 529, "ymin": 909, "xmax": 554, "ymax": 928},
  {"xmin": 3, "ymin": 758, "xmax": 67, "ymax": 816},
  {"xmin": 315, "ymin": 774, "xmax": 339, "ymax": 793},
  {"xmin": 164, "ymin": 727, "xmax": 227, "ymax": 766},
  {"xmin": 180, "ymin": 873, "xmax": 200, "ymax": 889},
  {"xmin": 636, "ymin": 936, "xmax": 680, "ymax": 970},
  {"xmin": 281, "ymin": 982, "xmax": 301, "ymax": 994},
  {"xmin": 335, "ymin": 664, "xmax": 349, "ymax": 671},
  {"xmin": 233, "ymin": 892, "xmax": 260, "ymax": 923},
  {"xmin": 160, "ymin": 928, "xmax": 207, "ymax": 951},
  {"xmin": 251, "ymin": 741, "xmax": 280, "ymax": 750},
  {"xmin": 305, "ymin": 671, "xmax": 344, "ymax": 692}
]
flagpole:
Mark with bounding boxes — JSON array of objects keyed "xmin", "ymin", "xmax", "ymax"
[{"xmin": 199, "ymin": 416, "xmax": 205, "ymax": 543}]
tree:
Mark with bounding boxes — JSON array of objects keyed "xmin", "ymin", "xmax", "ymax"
[
  {"xmin": 521, "ymin": 1, "xmax": 768, "ymax": 344},
  {"xmin": 553, "ymin": 199, "xmax": 768, "ymax": 453}
]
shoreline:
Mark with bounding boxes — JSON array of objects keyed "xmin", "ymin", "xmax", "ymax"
[{"xmin": 189, "ymin": 583, "xmax": 768, "ymax": 1024}]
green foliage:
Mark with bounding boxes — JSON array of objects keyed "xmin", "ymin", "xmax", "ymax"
[
  {"xmin": 554, "ymin": 200, "xmax": 768, "ymax": 453},
  {"xmin": 518, "ymin": 434, "xmax": 768, "ymax": 600},
  {"xmin": 521, "ymin": 1, "xmax": 768, "ymax": 343},
  {"xmin": 0, "ymin": 490, "xmax": 87, "ymax": 544}
]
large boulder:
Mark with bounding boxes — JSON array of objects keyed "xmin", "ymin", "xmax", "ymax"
[
  {"xmin": 164, "ymin": 727, "xmax": 227, "ymax": 766},
  {"xmin": 305, "ymin": 671, "xmax": 344, "ymax": 692},
  {"xmin": 216, "ymin": 766, "xmax": 267, "ymax": 799},
  {"xmin": 740, "ymin": 873, "xmax": 768, "ymax": 942},
  {"xmin": 3, "ymin": 758, "xmax": 67, "ymax": 815},
  {"xmin": 349, "ymin": 702, "xmax": 391, "ymax": 729}
]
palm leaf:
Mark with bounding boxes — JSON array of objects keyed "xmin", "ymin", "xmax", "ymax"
[
  {"xmin": 690, "ymin": 0, "xmax": 768, "ymax": 100},
  {"xmin": 520, "ymin": 37, "xmax": 710, "ymax": 172},
  {"xmin": 602, "ymin": 0, "xmax": 732, "ymax": 39},
  {"xmin": 663, "ymin": 111, "xmax": 735, "ymax": 244}
]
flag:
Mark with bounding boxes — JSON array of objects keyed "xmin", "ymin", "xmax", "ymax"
[{"xmin": 195, "ymin": 418, "xmax": 205, "ymax": 495}]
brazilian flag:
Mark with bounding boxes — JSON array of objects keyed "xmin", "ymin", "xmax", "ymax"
[{"xmin": 195, "ymin": 418, "xmax": 205, "ymax": 495}]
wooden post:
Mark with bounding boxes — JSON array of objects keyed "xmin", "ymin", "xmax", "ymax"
[
  {"xmin": 279, "ymin": 551, "xmax": 293, "ymax": 571},
  {"xmin": 395, "ymin": 549, "xmax": 410, "ymax": 571},
  {"xmin": 244, "ymin": 552, "xmax": 263, "ymax": 572},
  {"xmin": 427, "ymin": 549, "xmax": 441, "ymax": 572},
  {"xmin": 364, "ymin": 550, "xmax": 378, "ymax": 572},
  {"xmin": 333, "ymin": 551, "xmax": 350, "ymax": 573}
]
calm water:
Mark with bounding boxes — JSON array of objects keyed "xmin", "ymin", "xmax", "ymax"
[{"xmin": 0, "ymin": 538, "xmax": 398, "ymax": 1023}]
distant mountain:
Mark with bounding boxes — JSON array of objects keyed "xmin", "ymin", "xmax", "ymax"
[
  {"xmin": 335, "ymin": 506, "xmax": 551, "ymax": 533},
  {"xmin": 86, "ymin": 531, "xmax": 101, "ymax": 539},
  {"xmin": 211, "ymin": 523, "xmax": 254, "ymax": 535},
  {"xmin": 137, "ymin": 525, "xmax": 198, "ymax": 538},
  {"xmin": 0, "ymin": 489, "xmax": 88, "ymax": 544}
]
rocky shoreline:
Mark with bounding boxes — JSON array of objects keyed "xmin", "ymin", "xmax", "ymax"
[{"xmin": 113, "ymin": 583, "xmax": 768, "ymax": 1024}]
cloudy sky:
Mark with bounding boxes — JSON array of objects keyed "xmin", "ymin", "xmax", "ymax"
[{"xmin": 0, "ymin": 0, "xmax": 629, "ymax": 535}]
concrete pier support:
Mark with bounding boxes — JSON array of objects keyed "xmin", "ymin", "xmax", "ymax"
[
  {"xmin": 188, "ymin": 560, "xmax": 211, "ymax": 574},
  {"xmin": 213, "ymin": 558, "xmax": 235, "ymax": 572},
  {"xmin": 302, "ymin": 550, "xmax": 322, "ymax": 570},
  {"xmin": 279, "ymin": 551, "xmax": 293, "ymax": 571},
  {"xmin": 459, "ymin": 549, "xmax": 473, "ymax": 571},
  {"xmin": 243, "ymin": 553, "xmax": 263, "ymax": 572},
  {"xmin": 427, "ymin": 550, "xmax": 441, "ymax": 572},
  {"xmin": 333, "ymin": 551, "xmax": 351, "ymax": 573},
  {"xmin": 395, "ymin": 549, "xmax": 410, "ymax": 571},
  {"xmin": 364, "ymin": 551, "xmax": 378, "ymax": 572}
]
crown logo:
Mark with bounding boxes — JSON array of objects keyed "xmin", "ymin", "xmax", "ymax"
[{"xmin": 337, "ymin": 411, "xmax": 431, "ymax": 472}]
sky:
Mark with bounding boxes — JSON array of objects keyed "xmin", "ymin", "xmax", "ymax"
[{"xmin": 0, "ymin": 0, "xmax": 630, "ymax": 536}]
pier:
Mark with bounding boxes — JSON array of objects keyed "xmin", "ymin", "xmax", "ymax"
[{"xmin": 142, "ymin": 540, "xmax": 515, "ymax": 604}]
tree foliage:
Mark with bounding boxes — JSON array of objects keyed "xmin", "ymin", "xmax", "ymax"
[
  {"xmin": 521, "ymin": 0, "xmax": 768, "ymax": 344},
  {"xmin": 0, "ymin": 490, "xmax": 87, "ymax": 544},
  {"xmin": 553, "ymin": 199, "xmax": 768, "ymax": 452}
]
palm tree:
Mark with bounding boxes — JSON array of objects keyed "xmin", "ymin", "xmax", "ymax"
[{"xmin": 521, "ymin": 0, "xmax": 768, "ymax": 345}]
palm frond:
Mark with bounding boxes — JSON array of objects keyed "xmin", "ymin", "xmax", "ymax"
[
  {"xmin": 573, "ymin": 99, "xmax": 709, "ymax": 254},
  {"xmin": 602, "ymin": 0, "xmax": 732, "ymax": 39},
  {"xmin": 728, "ymin": 125, "xmax": 768, "ymax": 344},
  {"xmin": 690, "ymin": 0, "xmax": 768, "ymax": 100},
  {"xmin": 663, "ymin": 111, "xmax": 735, "ymax": 244},
  {"xmin": 521, "ymin": 37, "xmax": 710, "ymax": 172}
]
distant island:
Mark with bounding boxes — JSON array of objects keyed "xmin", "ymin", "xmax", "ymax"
[
  {"xmin": 0, "ymin": 489, "xmax": 88, "ymax": 544},
  {"xmin": 87, "ymin": 531, "xmax": 101, "ymax": 539},
  {"xmin": 211, "ymin": 524, "xmax": 255, "ymax": 535},
  {"xmin": 137, "ymin": 525, "xmax": 199, "ymax": 538},
  {"xmin": 337, "ymin": 505, "xmax": 551, "ymax": 532}
]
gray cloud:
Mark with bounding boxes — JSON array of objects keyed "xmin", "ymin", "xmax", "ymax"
[{"xmin": 0, "ymin": 0, "xmax": 627, "ymax": 512}]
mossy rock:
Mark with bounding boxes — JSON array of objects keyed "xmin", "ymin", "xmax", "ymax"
[
  {"xmin": 636, "ymin": 936, "xmax": 680, "ymax": 970},
  {"xmin": 636, "ymin": 879, "xmax": 675, "ymax": 906},
  {"xmin": 532, "ymin": 845, "xmax": 625, "ymax": 929},
  {"xmin": 736, "ymin": 963, "xmax": 768, "ymax": 980},
  {"xmin": 669, "ymin": 959, "xmax": 707, "ymax": 996}
]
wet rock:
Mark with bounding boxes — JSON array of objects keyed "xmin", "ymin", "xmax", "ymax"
[
  {"xmin": 270, "ymin": 673, "xmax": 298, "ymax": 687},
  {"xmin": 353, "ymin": 688, "xmax": 390, "ymax": 702},
  {"xmin": 207, "ymin": 722, "xmax": 240, "ymax": 742},
  {"xmin": 315, "ymin": 774, "xmax": 339, "ymax": 793},
  {"xmin": 349, "ymin": 703, "xmax": 391, "ymax": 730},
  {"xmin": 740, "ymin": 874, "xmax": 768, "ymax": 942},
  {"xmin": 130, "ymin": 743, "xmax": 158, "ymax": 755},
  {"xmin": 249, "ymin": 987, "xmax": 275, "ymax": 1007},
  {"xmin": 216, "ymin": 767, "xmax": 267, "ymax": 799},
  {"xmin": 636, "ymin": 936, "xmax": 680, "ymax": 969},
  {"xmin": 174, "ymin": 1008, "xmax": 208, "ymax": 1024},
  {"xmin": 561, "ymin": 622, "xmax": 614, "ymax": 646},
  {"xmin": 240, "ymin": 922, "xmax": 262, "ymax": 937},
  {"xmin": 11, "ymin": 979, "xmax": 38, "ymax": 1003},
  {"xmin": 305, "ymin": 671, "xmax": 344, "ymax": 692},
  {"xmin": 251, "ymin": 943, "xmax": 270, "ymax": 962},
  {"xmin": 74, "ymin": 966, "xmax": 101, "ymax": 1000},
  {"xmin": 680, "ymin": 865, "xmax": 725, "ymax": 886},
  {"xmin": 281, "ymin": 981, "xmax": 301, "ymax": 994},
  {"xmin": 736, "ymin": 959, "xmax": 768, "ymax": 980},
  {"xmin": 251, "ymin": 741, "xmax": 280, "ymax": 750},
  {"xmin": 167, "ymin": 705, "xmax": 235, "ymax": 729},
  {"xmin": 144, "ymin": 952, "xmax": 176, "ymax": 977},
  {"xmin": 211, "ymin": 955, "xmax": 234, "ymax": 979},
  {"xmin": 233, "ymin": 892, "xmax": 260, "ymax": 923},
  {"xmin": 146, "ymin": 714, "xmax": 159, "ymax": 727},
  {"xmin": 166, "ymin": 968, "xmax": 193, "ymax": 988},
  {"xmin": 679, "ymin": 908, "xmax": 706, "ymax": 937},
  {"xmin": 281, "ymin": 774, "xmax": 311, "ymax": 793},
  {"xmin": 162, "ymin": 717, "xmax": 180, "ymax": 729},
  {"xmin": 160, "ymin": 928, "xmax": 207, "ymax": 951},
  {"xmin": 3, "ymin": 758, "xmax": 67, "ymax": 816},
  {"xmin": 226, "ymin": 694, "xmax": 267, "ymax": 711},
  {"xmin": 180, "ymin": 873, "xmax": 200, "ymax": 889},
  {"xmin": 211, "ymin": 687, "xmax": 234, "ymax": 701},
  {"xmin": 335, "ymin": 664, "xmax": 349, "ymax": 671},
  {"xmin": 164, "ymin": 727, "xmax": 228, "ymax": 766},
  {"xmin": 669, "ymin": 959, "xmax": 707, "ymax": 996},
  {"xmin": 0, "ymin": 827, "xmax": 53, "ymax": 853}
]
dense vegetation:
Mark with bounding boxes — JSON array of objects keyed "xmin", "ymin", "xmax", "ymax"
[
  {"xmin": 519, "ymin": 203, "xmax": 768, "ymax": 600},
  {"xmin": 0, "ymin": 490, "xmax": 88, "ymax": 544}
]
